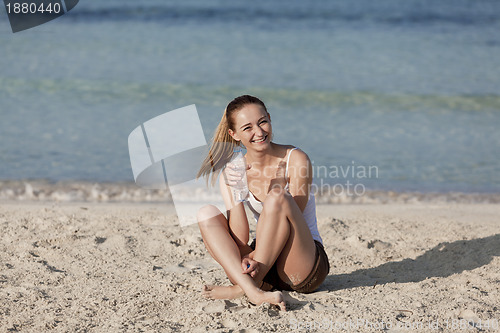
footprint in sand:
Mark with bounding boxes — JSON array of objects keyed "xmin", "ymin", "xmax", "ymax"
[
  {"xmin": 201, "ymin": 301, "xmax": 225, "ymax": 314},
  {"xmin": 221, "ymin": 318, "xmax": 238, "ymax": 329},
  {"xmin": 458, "ymin": 309, "xmax": 481, "ymax": 323}
]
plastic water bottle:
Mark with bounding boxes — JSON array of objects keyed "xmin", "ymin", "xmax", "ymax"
[{"xmin": 229, "ymin": 147, "xmax": 249, "ymax": 202}]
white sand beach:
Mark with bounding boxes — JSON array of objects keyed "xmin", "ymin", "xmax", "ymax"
[{"xmin": 1, "ymin": 201, "xmax": 498, "ymax": 332}]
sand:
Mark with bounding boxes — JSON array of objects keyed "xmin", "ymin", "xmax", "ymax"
[{"xmin": 0, "ymin": 201, "xmax": 498, "ymax": 332}]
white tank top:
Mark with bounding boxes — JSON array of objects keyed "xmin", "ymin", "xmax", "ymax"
[{"xmin": 246, "ymin": 147, "xmax": 323, "ymax": 244}]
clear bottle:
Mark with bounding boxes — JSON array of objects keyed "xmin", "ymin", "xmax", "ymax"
[{"xmin": 229, "ymin": 147, "xmax": 249, "ymax": 202}]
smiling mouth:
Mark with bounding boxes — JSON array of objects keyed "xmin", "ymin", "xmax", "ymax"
[{"xmin": 252, "ymin": 135, "xmax": 267, "ymax": 143}]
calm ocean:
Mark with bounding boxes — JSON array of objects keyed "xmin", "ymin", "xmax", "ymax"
[{"xmin": 1, "ymin": 0, "xmax": 499, "ymax": 193}]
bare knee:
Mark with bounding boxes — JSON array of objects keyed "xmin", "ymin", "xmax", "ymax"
[
  {"xmin": 256, "ymin": 190, "xmax": 291, "ymax": 232},
  {"xmin": 197, "ymin": 205, "xmax": 223, "ymax": 225},
  {"xmin": 263, "ymin": 187, "xmax": 288, "ymax": 211}
]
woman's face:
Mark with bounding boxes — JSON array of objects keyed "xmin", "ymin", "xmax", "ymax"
[{"xmin": 229, "ymin": 103, "xmax": 272, "ymax": 150}]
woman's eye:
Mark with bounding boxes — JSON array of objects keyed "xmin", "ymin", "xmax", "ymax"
[{"xmin": 243, "ymin": 127, "xmax": 251, "ymax": 131}]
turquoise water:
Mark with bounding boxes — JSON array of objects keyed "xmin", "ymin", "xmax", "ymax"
[{"xmin": 1, "ymin": 0, "xmax": 499, "ymax": 192}]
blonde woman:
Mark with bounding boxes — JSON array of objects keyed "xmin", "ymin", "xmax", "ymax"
[{"xmin": 197, "ymin": 95, "xmax": 329, "ymax": 311}]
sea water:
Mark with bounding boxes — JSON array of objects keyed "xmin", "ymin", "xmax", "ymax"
[{"xmin": 0, "ymin": 0, "xmax": 499, "ymax": 194}]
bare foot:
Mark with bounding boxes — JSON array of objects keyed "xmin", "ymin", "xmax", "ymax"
[
  {"xmin": 248, "ymin": 290, "xmax": 286, "ymax": 311},
  {"xmin": 202, "ymin": 285, "xmax": 244, "ymax": 300},
  {"xmin": 202, "ymin": 285, "xmax": 286, "ymax": 311}
]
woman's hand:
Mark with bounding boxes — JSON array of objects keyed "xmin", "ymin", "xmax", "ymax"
[
  {"xmin": 268, "ymin": 160, "xmax": 287, "ymax": 192},
  {"xmin": 241, "ymin": 256, "xmax": 259, "ymax": 278},
  {"xmin": 223, "ymin": 163, "xmax": 251, "ymax": 187}
]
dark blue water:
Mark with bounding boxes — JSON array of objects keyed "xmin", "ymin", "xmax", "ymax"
[{"xmin": 1, "ymin": 0, "xmax": 499, "ymax": 193}]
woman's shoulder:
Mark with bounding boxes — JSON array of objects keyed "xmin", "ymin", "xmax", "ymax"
[
  {"xmin": 274, "ymin": 143, "xmax": 302, "ymax": 154},
  {"xmin": 273, "ymin": 143, "xmax": 311, "ymax": 165},
  {"xmin": 287, "ymin": 147, "xmax": 310, "ymax": 165},
  {"xmin": 285, "ymin": 147, "xmax": 312, "ymax": 183},
  {"xmin": 277, "ymin": 145, "xmax": 309, "ymax": 170}
]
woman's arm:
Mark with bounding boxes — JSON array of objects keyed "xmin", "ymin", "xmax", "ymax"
[
  {"xmin": 219, "ymin": 174, "xmax": 250, "ymax": 247},
  {"xmin": 285, "ymin": 149, "xmax": 313, "ymax": 212}
]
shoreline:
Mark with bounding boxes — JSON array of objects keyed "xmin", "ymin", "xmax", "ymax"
[{"xmin": 1, "ymin": 179, "xmax": 499, "ymax": 204}]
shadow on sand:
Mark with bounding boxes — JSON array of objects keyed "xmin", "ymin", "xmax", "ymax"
[{"xmin": 322, "ymin": 234, "xmax": 500, "ymax": 291}]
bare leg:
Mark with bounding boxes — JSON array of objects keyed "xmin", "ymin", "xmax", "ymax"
[
  {"xmin": 202, "ymin": 284, "xmax": 244, "ymax": 300},
  {"xmin": 252, "ymin": 188, "xmax": 317, "ymax": 286},
  {"xmin": 197, "ymin": 205, "xmax": 286, "ymax": 310},
  {"xmin": 202, "ymin": 275, "xmax": 272, "ymax": 300}
]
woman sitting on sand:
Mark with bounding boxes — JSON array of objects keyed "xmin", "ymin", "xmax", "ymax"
[{"xmin": 196, "ymin": 95, "xmax": 329, "ymax": 311}]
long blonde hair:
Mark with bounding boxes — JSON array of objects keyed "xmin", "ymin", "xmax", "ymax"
[{"xmin": 197, "ymin": 95, "xmax": 268, "ymax": 186}]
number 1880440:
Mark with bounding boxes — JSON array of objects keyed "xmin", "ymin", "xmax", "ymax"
[{"xmin": 5, "ymin": 2, "xmax": 62, "ymax": 14}]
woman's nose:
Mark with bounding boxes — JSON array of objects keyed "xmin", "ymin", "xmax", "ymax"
[{"xmin": 254, "ymin": 126, "xmax": 264, "ymax": 136}]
